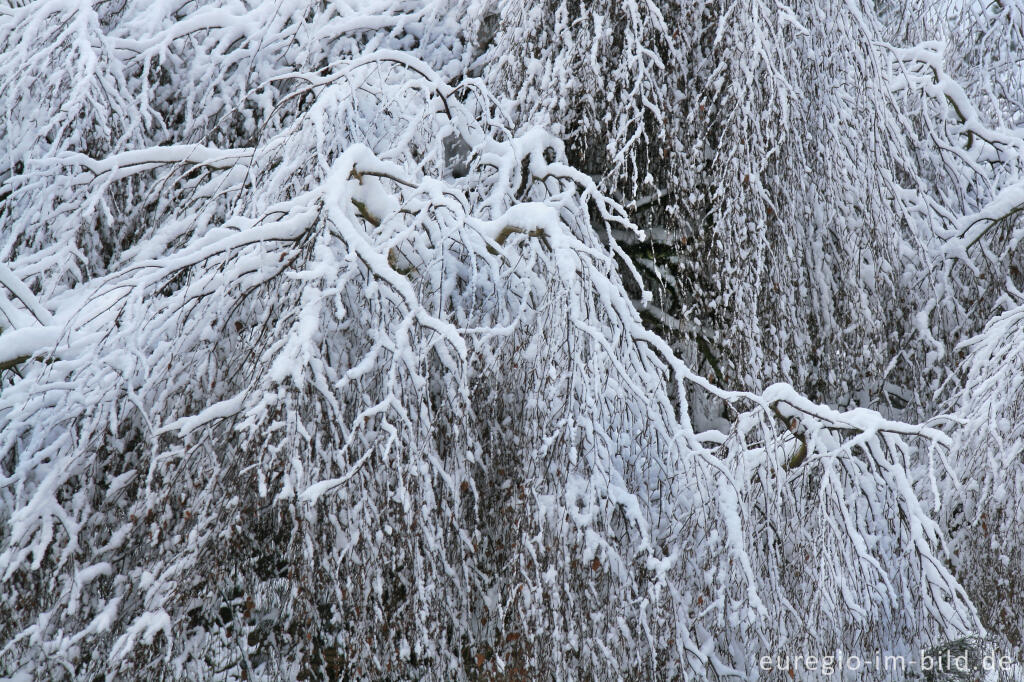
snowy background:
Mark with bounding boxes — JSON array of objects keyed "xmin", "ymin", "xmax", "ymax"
[{"xmin": 1, "ymin": 0, "xmax": 1024, "ymax": 679}]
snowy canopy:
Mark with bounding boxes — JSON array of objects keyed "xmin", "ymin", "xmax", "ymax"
[{"xmin": 1, "ymin": 0, "xmax": 1023, "ymax": 680}]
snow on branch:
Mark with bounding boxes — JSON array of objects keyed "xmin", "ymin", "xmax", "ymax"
[{"xmin": 891, "ymin": 42, "xmax": 1024, "ymax": 256}]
